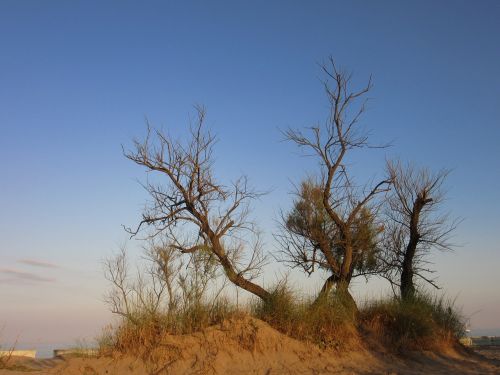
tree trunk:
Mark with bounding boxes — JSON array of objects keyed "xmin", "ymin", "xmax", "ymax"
[
  {"xmin": 223, "ymin": 261, "xmax": 271, "ymax": 301},
  {"xmin": 400, "ymin": 195, "xmax": 429, "ymax": 300},
  {"xmin": 400, "ymin": 227, "xmax": 419, "ymax": 299},
  {"xmin": 400, "ymin": 253, "xmax": 416, "ymax": 299},
  {"xmin": 211, "ymin": 236, "xmax": 271, "ymax": 302},
  {"xmin": 336, "ymin": 279, "xmax": 358, "ymax": 315},
  {"xmin": 314, "ymin": 273, "xmax": 339, "ymax": 303},
  {"xmin": 314, "ymin": 274, "xmax": 358, "ymax": 315}
]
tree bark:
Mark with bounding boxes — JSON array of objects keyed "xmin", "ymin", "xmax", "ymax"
[
  {"xmin": 400, "ymin": 246, "xmax": 416, "ymax": 299},
  {"xmin": 211, "ymin": 236, "xmax": 271, "ymax": 302},
  {"xmin": 314, "ymin": 273, "xmax": 358, "ymax": 315},
  {"xmin": 315, "ymin": 273, "xmax": 339, "ymax": 302},
  {"xmin": 400, "ymin": 195, "xmax": 431, "ymax": 299}
]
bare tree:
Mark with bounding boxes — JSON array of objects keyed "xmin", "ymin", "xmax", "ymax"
[
  {"xmin": 103, "ymin": 241, "xmax": 223, "ymax": 323},
  {"xmin": 280, "ymin": 58, "xmax": 391, "ymax": 305},
  {"xmin": 104, "ymin": 247, "xmax": 137, "ymax": 322},
  {"xmin": 382, "ymin": 160, "xmax": 459, "ymax": 299},
  {"xmin": 104, "ymin": 246, "xmax": 174, "ymax": 323},
  {"xmin": 124, "ymin": 106, "xmax": 270, "ymax": 301},
  {"xmin": 145, "ymin": 240, "xmax": 182, "ymax": 314}
]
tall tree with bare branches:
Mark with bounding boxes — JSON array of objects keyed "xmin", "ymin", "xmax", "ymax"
[
  {"xmin": 383, "ymin": 160, "xmax": 459, "ymax": 299},
  {"xmin": 280, "ymin": 58, "xmax": 391, "ymax": 306},
  {"xmin": 124, "ymin": 106, "xmax": 270, "ymax": 301}
]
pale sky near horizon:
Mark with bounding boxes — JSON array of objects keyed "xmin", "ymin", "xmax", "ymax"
[{"xmin": 1, "ymin": 1, "xmax": 499, "ymax": 347}]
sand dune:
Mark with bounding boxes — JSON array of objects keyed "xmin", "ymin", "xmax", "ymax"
[{"xmin": 1, "ymin": 316, "xmax": 499, "ymax": 374}]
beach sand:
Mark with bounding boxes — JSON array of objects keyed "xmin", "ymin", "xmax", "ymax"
[{"xmin": 1, "ymin": 317, "xmax": 499, "ymax": 374}]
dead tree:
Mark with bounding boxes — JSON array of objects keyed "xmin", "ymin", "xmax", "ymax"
[
  {"xmin": 103, "ymin": 244, "xmax": 176, "ymax": 323},
  {"xmin": 383, "ymin": 160, "xmax": 458, "ymax": 299},
  {"xmin": 124, "ymin": 106, "xmax": 270, "ymax": 302},
  {"xmin": 104, "ymin": 247, "xmax": 137, "ymax": 323},
  {"xmin": 104, "ymin": 240, "xmax": 226, "ymax": 323},
  {"xmin": 281, "ymin": 58, "xmax": 391, "ymax": 306}
]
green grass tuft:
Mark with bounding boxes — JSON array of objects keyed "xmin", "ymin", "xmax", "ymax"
[
  {"xmin": 252, "ymin": 283, "xmax": 359, "ymax": 350},
  {"xmin": 98, "ymin": 297, "xmax": 237, "ymax": 356},
  {"xmin": 360, "ymin": 293, "xmax": 465, "ymax": 351}
]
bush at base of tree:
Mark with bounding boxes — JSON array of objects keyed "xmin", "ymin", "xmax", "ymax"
[{"xmin": 251, "ymin": 283, "xmax": 360, "ymax": 350}]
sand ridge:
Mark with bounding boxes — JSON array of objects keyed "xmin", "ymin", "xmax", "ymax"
[{"xmin": 1, "ymin": 316, "xmax": 499, "ymax": 374}]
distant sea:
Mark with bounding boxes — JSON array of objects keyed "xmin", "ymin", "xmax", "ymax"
[
  {"xmin": 10, "ymin": 342, "xmax": 75, "ymax": 359},
  {"xmin": 470, "ymin": 328, "xmax": 500, "ymax": 337}
]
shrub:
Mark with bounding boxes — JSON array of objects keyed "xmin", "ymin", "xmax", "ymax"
[
  {"xmin": 99, "ymin": 297, "xmax": 237, "ymax": 356},
  {"xmin": 0, "ymin": 330, "xmax": 16, "ymax": 370},
  {"xmin": 252, "ymin": 284, "xmax": 359, "ymax": 350},
  {"xmin": 0, "ymin": 349, "xmax": 13, "ymax": 370},
  {"xmin": 360, "ymin": 293, "xmax": 465, "ymax": 351},
  {"xmin": 102, "ymin": 245, "xmax": 237, "ymax": 355}
]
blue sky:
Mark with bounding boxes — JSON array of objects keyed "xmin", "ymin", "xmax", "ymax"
[{"xmin": 1, "ymin": 1, "xmax": 499, "ymax": 347}]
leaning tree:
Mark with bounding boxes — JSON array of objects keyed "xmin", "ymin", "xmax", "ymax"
[
  {"xmin": 124, "ymin": 106, "xmax": 270, "ymax": 301},
  {"xmin": 382, "ymin": 160, "xmax": 459, "ymax": 299},
  {"xmin": 279, "ymin": 58, "xmax": 391, "ymax": 306}
]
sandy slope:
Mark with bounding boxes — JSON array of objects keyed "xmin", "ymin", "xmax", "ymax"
[{"xmin": 1, "ymin": 316, "xmax": 499, "ymax": 374}]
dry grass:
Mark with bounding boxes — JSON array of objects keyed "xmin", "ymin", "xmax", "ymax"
[
  {"xmin": 101, "ymin": 245, "xmax": 239, "ymax": 357},
  {"xmin": 251, "ymin": 284, "xmax": 359, "ymax": 350},
  {"xmin": 0, "ymin": 350, "xmax": 13, "ymax": 370},
  {"xmin": 98, "ymin": 297, "xmax": 238, "ymax": 356},
  {"xmin": 360, "ymin": 293, "xmax": 465, "ymax": 351},
  {"xmin": 0, "ymin": 330, "xmax": 15, "ymax": 370},
  {"xmin": 100, "ymin": 284, "xmax": 362, "ymax": 357},
  {"xmin": 101, "ymin": 285, "xmax": 465, "ymax": 359},
  {"xmin": 99, "ymin": 285, "xmax": 467, "ymax": 366},
  {"xmin": 102, "ymin": 246, "xmax": 465, "ymax": 358}
]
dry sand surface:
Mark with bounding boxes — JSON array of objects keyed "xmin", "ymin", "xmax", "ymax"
[{"xmin": 1, "ymin": 316, "xmax": 499, "ymax": 374}]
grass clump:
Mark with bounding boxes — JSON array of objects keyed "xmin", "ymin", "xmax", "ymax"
[
  {"xmin": 101, "ymin": 246, "xmax": 239, "ymax": 356},
  {"xmin": 0, "ymin": 330, "xmax": 15, "ymax": 370},
  {"xmin": 0, "ymin": 351, "xmax": 12, "ymax": 370},
  {"xmin": 252, "ymin": 284, "xmax": 359, "ymax": 350},
  {"xmin": 360, "ymin": 293, "xmax": 465, "ymax": 351},
  {"xmin": 98, "ymin": 297, "xmax": 237, "ymax": 356},
  {"xmin": 101, "ymin": 247, "xmax": 465, "ymax": 356}
]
